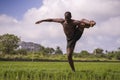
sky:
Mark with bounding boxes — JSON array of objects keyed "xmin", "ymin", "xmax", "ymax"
[
  {"xmin": 0, "ymin": 0, "xmax": 120, "ymax": 53},
  {"xmin": 0, "ymin": 0, "xmax": 42, "ymax": 20}
]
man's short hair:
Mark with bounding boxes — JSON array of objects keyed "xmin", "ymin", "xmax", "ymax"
[
  {"xmin": 65, "ymin": 11, "xmax": 71, "ymax": 15},
  {"xmin": 65, "ymin": 11, "xmax": 72, "ymax": 18}
]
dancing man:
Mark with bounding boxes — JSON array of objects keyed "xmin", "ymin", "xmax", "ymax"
[{"xmin": 35, "ymin": 11, "xmax": 96, "ymax": 72}]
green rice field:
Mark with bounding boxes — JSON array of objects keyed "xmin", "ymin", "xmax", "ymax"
[{"xmin": 0, "ymin": 61, "xmax": 120, "ymax": 80}]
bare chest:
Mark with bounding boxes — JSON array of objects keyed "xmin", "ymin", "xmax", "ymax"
[
  {"xmin": 62, "ymin": 21, "xmax": 77, "ymax": 38},
  {"xmin": 62, "ymin": 22, "xmax": 76, "ymax": 30}
]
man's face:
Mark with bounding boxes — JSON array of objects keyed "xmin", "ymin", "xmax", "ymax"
[{"xmin": 65, "ymin": 12, "xmax": 72, "ymax": 21}]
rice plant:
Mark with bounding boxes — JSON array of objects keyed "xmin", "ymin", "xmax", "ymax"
[{"xmin": 0, "ymin": 61, "xmax": 120, "ymax": 80}]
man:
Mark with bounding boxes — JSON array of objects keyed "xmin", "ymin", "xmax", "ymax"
[{"xmin": 35, "ymin": 11, "xmax": 96, "ymax": 72}]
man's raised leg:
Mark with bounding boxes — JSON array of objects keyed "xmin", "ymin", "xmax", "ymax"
[{"xmin": 67, "ymin": 48, "xmax": 75, "ymax": 72}]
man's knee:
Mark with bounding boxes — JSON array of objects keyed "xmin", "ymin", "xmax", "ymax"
[
  {"xmin": 67, "ymin": 53, "xmax": 72, "ymax": 58},
  {"xmin": 67, "ymin": 48, "xmax": 73, "ymax": 57}
]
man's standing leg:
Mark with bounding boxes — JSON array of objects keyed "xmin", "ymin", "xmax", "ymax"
[
  {"xmin": 67, "ymin": 47, "xmax": 75, "ymax": 72},
  {"xmin": 66, "ymin": 28, "xmax": 83, "ymax": 72}
]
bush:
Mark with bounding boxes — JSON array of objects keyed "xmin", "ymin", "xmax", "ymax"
[
  {"xmin": 79, "ymin": 50, "xmax": 90, "ymax": 58},
  {"xmin": 106, "ymin": 52, "xmax": 115, "ymax": 60},
  {"xmin": 16, "ymin": 49, "xmax": 27, "ymax": 55},
  {"xmin": 115, "ymin": 51, "xmax": 120, "ymax": 60}
]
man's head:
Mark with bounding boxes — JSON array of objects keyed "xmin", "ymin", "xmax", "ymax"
[{"xmin": 64, "ymin": 11, "xmax": 72, "ymax": 21}]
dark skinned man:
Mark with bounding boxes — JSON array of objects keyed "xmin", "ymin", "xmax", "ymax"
[{"xmin": 35, "ymin": 11, "xmax": 96, "ymax": 72}]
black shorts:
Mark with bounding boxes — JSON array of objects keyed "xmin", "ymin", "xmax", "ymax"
[{"xmin": 67, "ymin": 28, "xmax": 84, "ymax": 48}]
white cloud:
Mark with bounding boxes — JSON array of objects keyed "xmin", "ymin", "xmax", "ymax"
[{"xmin": 0, "ymin": 0, "xmax": 120, "ymax": 52}]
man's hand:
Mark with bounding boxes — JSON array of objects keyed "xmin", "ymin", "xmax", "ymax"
[{"xmin": 35, "ymin": 20, "xmax": 42, "ymax": 24}]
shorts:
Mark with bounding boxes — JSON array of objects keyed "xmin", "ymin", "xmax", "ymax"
[{"xmin": 67, "ymin": 28, "xmax": 84, "ymax": 48}]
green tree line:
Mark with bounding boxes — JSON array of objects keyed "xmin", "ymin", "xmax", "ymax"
[
  {"xmin": 0, "ymin": 34, "xmax": 120, "ymax": 61},
  {"xmin": 0, "ymin": 34, "xmax": 63, "ymax": 55}
]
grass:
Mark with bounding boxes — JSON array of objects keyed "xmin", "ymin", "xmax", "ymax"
[{"xmin": 0, "ymin": 61, "xmax": 120, "ymax": 80}]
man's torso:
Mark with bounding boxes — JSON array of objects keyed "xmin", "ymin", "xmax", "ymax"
[{"xmin": 62, "ymin": 19, "xmax": 80, "ymax": 39}]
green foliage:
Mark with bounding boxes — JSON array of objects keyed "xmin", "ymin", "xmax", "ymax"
[
  {"xmin": 55, "ymin": 46, "xmax": 63, "ymax": 55},
  {"xmin": 93, "ymin": 48, "xmax": 104, "ymax": 55},
  {"xmin": 80, "ymin": 50, "xmax": 89, "ymax": 57},
  {"xmin": 106, "ymin": 52, "xmax": 115, "ymax": 59},
  {"xmin": 43, "ymin": 47, "xmax": 55, "ymax": 54},
  {"xmin": 16, "ymin": 49, "xmax": 27, "ymax": 55},
  {"xmin": 39, "ymin": 46, "xmax": 55, "ymax": 56},
  {"xmin": 0, "ymin": 34, "xmax": 20, "ymax": 54},
  {"xmin": 0, "ymin": 34, "xmax": 120, "ymax": 61},
  {"xmin": 115, "ymin": 51, "xmax": 120, "ymax": 60}
]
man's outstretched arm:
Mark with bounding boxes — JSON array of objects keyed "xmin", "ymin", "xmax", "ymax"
[{"xmin": 35, "ymin": 18, "xmax": 64, "ymax": 24}]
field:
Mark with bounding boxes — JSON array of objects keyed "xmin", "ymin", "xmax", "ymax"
[{"xmin": 0, "ymin": 61, "xmax": 120, "ymax": 80}]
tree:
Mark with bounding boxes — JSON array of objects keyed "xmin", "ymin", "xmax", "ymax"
[
  {"xmin": 16, "ymin": 49, "xmax": 27, "ymax": 55},
  {"xmin": 0, "ymin": 34, "xmax": 20, "ymax": 54},
  {"xmin": 55, "ymin": 46, "xmax": 63, "ymax": 55},
  {"xmin": 106, "ymin": 52, "xmax": 115, "ymax": 59},
  {"xmin": 115, "ymin": 51, "xmax": 120, "ymax": 60},
  {"xmin": 79, "ymin": 50, "xmax": 89, "ymax": 57},
  {"xmin": 39, "ymin": 46, "xmax": 55, "ymax": 56},
  {"xmin": 93, "ymin": 48, "xmax": 104, "ymax": 55},
  {"xmin": 80, "ymin": 50, "xmax": 89, "ymax": 55},
  {"xmin": 45, "ymin": 47, "xmax": 55, "ymax": 54}
]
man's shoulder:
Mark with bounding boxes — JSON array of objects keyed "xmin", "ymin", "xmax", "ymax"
[
  {"xmin": 72, "ymin": 19, "xmax": 80, "ymax": 24},
  {"xmin": 57, "ymin": 18, "xmax": 65, "ymax": 22},
  {"xmin": 52, "ymin": 18, "xmax": 65, "ymax": 23},
  {"xmin": 56, "ymin": 18, "xmax": 64, "ymax": 20}
]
